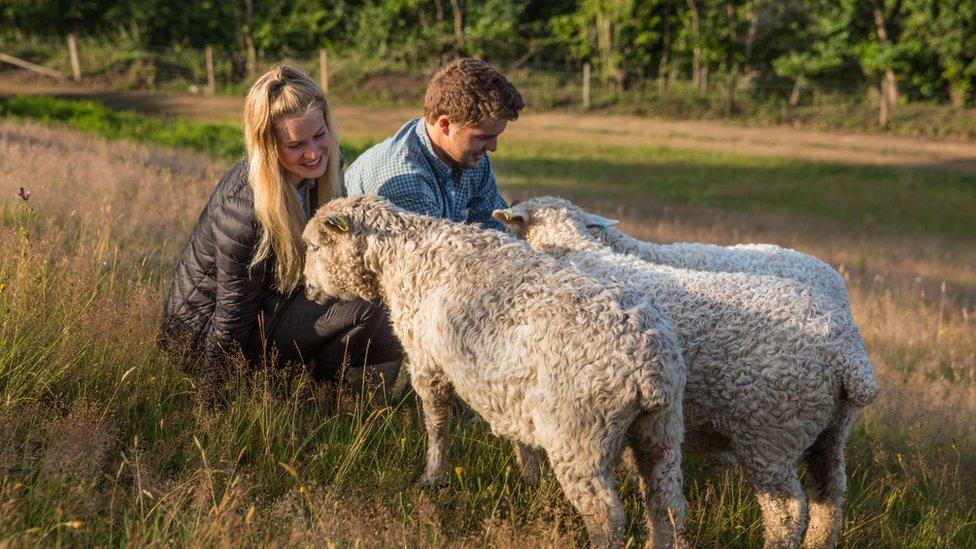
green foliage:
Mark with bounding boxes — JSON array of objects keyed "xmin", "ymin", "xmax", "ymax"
[
  {"xmin": 250, "ymin": 0, "xmax": 349, "ymax": 54},
  {"xmin": 464, "ymin": 0, "xmax": 528, "ymax": 59},
  {"xmin": 0, "ymin": 95, "xmax": 243, "ymax": 159},
  {"xmin": 903, "ymin": 0, "xmax": 976, "ymax": 105},
  {"xmin": 5, "ymin": 0, "xmax": 976, "ymax": 109}
]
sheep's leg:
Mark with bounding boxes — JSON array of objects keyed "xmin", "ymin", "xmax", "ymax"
[
  {"xmin": 548, "ymin": 457, "xmax": 625, "ymax": 548},
  {"xmin": 514, "ymin": 443, "xmax": 541, "ymax": 486},
  {"xmin": 802, "ymin": 403, "xmax": 859, "ymax": 549},
  {"xmin": 411, "ymin": 365, "xmax": 454, "ymax": 488},
  {"xmin": 740, "ymin": 454, "xmax": 806, "ymax": 549},
  {"xmin": 543, "ymin": 423, "xmax": 627, "ymax": 548},
  {"xmin": 627, "ymin": 408, "xmax": 687, "ymax": 549}
]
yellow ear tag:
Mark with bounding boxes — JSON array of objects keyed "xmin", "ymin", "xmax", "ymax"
[
  {"xmin": 502, "ymin": 208, "xmax": 514, "ymax": 220},
  {"xmin": 328, "ymin": 215, "xmax": 350, "ymax": 232}
]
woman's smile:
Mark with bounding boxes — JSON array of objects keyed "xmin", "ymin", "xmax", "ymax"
[{"xmin": 302, "ymin": 156, "xmax": 323, "ymax": 169}]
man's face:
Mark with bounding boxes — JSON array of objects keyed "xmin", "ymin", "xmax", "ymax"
[{"xmin": 440, "ymin": 117, "xmax": 508, "ymax": 169}]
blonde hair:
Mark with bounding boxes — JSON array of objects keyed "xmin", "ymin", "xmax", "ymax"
[{"xmin": 244, "ymin": 64, "xmax": 342, "ymax": 293}]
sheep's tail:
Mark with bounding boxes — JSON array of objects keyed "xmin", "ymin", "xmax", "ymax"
[
  {"xmin": 628, "ymin": 298, "xmax": 686, "ymax": 414},
  {"xmin": 834, "ymin": 339, "xmax": 880, "ymax": 407}
]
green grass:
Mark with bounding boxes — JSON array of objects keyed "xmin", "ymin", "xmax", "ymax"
[
  {"xmin": 0, "ymin": 240, "xmax": 973, "ymax": 545},
  {"xmin": 0, "ymin": 95, "xmax": 374, "ymax": 163},
  {"xmin": 493, "ymin": 142, "xmax": 976, "ymax": 239},
  {"xmin": 1, "ymin": 105, "xmax": 974, "ymax": 545},
  {"xmin": 0, "ymin": 95, "xmax": 245, "ymax": 160},
  {"xmin": 4, "ymin": 95, "xmax": 974, "ymax": 240}
]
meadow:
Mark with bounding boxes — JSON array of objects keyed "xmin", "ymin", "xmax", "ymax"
[{"xmin": 0, "ymin": 99, "xmax": 974, "ymax": 546}]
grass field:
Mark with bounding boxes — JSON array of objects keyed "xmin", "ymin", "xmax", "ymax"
[{"xmin": 0, "ymin": 99, "xmax": 974, "ymax": 546}]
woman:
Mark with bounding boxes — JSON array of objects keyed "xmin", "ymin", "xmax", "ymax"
[{"xmin": 161, "ymin": 64, "xmax": 401, "ymax": 398}]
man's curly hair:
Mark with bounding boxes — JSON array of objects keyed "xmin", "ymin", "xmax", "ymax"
[{"xmin": 424, "ymin": 58, "xmax": 525, "ymax": 127}]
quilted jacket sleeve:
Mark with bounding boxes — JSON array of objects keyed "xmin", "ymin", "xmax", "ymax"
[{"xmin": 202, "ymin": 194, "xmax": 266, "ymax": 380}]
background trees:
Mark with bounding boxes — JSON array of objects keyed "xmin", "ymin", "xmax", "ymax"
[{"xmin": 2, "ymin": 0, "xmax": 975, "ymax": 109}]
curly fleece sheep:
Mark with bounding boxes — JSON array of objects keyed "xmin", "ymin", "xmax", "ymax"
[
  {"xmin": 567, "ymin": 199, "xmax": 880, "ymax": 429},
  {"xmin": 579, "ymin": 204, "xmax": 854, "ymax": 319},
  {"xmin": 494, "ymin": 197, "xmax": 880, "ymax": 549},
  {"xmin": 302, "ymin": 195, "xmax": 688, "ymax": 548}
]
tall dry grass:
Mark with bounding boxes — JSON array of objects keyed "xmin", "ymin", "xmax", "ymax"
[{"xmin": 0, "ymin": 120, "xmax": 973, "ymax": 546}]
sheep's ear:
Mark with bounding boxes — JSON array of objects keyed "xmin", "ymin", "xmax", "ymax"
[
  {"xmin": 583, "ymin": 212, "xmax": 620, "ymax": 229},
  {"xmin": 324, "ymin": 215, "xmax": 351, "ymax": 233},
  {"xmin": 492, "ymin": 207, "xmax": 527, "ymax": 227}
]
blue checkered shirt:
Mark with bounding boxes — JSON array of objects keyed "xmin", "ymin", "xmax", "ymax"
[{"xmin": 343, "ymin": 118, "xmax": 507, "ymax": 231}]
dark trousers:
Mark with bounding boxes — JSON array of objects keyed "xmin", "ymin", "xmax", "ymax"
[{"xmin": 249, "ymin": 290, "xmax": 402, "ymax": 382}]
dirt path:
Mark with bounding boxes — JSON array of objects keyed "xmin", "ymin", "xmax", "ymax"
[{"xmin": 4, "ymin": 81, "xmax": 976, "ymax": 172}]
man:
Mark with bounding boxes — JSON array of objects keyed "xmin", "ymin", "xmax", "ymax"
[{"xmin": 344, "ymin": 58, "xmax": 524, "ymax": 231}]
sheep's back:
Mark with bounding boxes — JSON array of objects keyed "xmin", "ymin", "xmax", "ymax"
[
  {"xmin": 386, "ymin": 237, "xmax": 680, "ymax": 441},
  {"xmin": 562, "ymin": 248, "xmax": 843, "ymax": 446}
]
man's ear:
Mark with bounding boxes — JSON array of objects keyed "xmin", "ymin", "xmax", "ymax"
[
  {"xmin": 436, "ymin": 115, "xmax": 452, "ymax": 135},
  {"xmin": 492, "ymin": 207, "xmax": 528, "ymax": 228},
  {"xmin": 582, "ymin": 212, "xmax": 620, "ymax": 229}
]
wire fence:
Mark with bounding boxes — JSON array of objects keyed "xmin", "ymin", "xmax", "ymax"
[{"xmin": 0, "ymin": 34, "xmax": 962, "ymax": 113}]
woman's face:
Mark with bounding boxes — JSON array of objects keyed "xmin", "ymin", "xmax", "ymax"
[{"xmin": 275, "ymin": 107, "xmax": 331, "ymax": 186}]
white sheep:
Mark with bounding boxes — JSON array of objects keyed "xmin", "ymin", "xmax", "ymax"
[
  {"xmin": 577, "ymin": 205, "xmax": 852, "ymax": 314},
  {"xmin": 303, "ymin": 195, "xmax": 688, "ymax": 548},
  {"xmin": 493, "ymin": 197, "xmax": 880, "ymax": 549}
]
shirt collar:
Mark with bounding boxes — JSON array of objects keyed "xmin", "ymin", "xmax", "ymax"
[
  {"xmin": 296, "ymin": 179, "xmax": 319, "ymax": 191},
  {"xmin": 415, "ymin": 119, "xmax": 456, "ymax": 181}
]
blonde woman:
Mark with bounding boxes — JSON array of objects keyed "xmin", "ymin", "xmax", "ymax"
[{"xmin": 162, "ymin": 64, "xmax": 401, "ymax": 398}]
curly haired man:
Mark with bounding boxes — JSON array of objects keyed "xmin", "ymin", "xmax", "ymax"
[{"xmin": 344, "ymin": 58, "xmax": 524, "ymax": 231}]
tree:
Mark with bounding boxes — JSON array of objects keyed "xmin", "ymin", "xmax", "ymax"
[
  {"xmin": 903, "ymin": 0, "xmax": 976, "ymax": 107},
  {"xmin": 771, "ymin": 1, "xmax": 846, "ymax": 106},
  {"xmin": 550, "ymin": 0, "xmax": 636, "ymax": 89}
]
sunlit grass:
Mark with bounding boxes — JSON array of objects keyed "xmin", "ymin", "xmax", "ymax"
[
  {"xmin": 4, "ymin": 95, "xmax": 975, "ymax": 239},
  {"xmin": 0, "ymin": 118, "xmax": 973, "ymax": 545}
]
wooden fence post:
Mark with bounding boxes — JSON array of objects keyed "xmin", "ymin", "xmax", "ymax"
[
  {"xmin": 582, "ymin": 62, "xmax": 591, "ymax": 110},
  {"xmin": 67, "ymin": 33, "xmax": 81, "ymax": 81},
  {"xmin": 319, "ymin": 50, "xmax": 329, "ymax": 95},
  {"xmin": 205, "ymin": 46, "xmax": 216, "ymax": 95},
  {"xmin": 878, "ymin": 85, "xmax": 890, "ymax": 128}
]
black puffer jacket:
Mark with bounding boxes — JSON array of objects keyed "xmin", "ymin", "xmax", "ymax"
[{"xmin": 161, "ymin": 159, "xmax": 316, "ymax": 377}]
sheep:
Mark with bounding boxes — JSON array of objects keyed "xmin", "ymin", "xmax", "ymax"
[
  {"xmin": 493, "ymin": 196, "xmax": 880, "ymax": 549},
  {"xmin": 576, "ymin": 206, "xmax": 852, "ymax": 316},
  {"xmin": 302, "ymin": 195, "xmax": 688, "ymax": 548}
]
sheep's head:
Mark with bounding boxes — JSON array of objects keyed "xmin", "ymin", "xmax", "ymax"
[
  {"xmin": 491, "ymin": 196, "xmax": 618, "ymax": 252},
  {"xmin": 302, "ymin": 195, "xmax": 398, "ymax": 303}
]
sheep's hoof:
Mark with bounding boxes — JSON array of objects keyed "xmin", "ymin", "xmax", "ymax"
[{"xmin": 420, "ymin": 472, "xmax": 448, "ymax": 489}]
